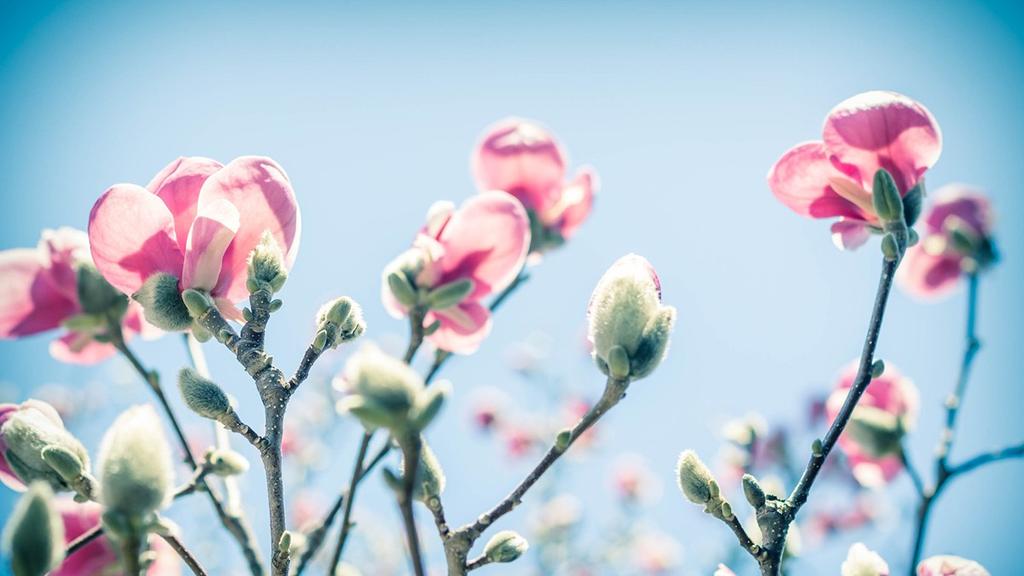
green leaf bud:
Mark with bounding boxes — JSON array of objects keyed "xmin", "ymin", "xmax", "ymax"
[
  {"xmin": 247, "ymin": 231, "xmax": 288, "ymax": 294},
  {"xmin": 181, "ymin": 288, "xmax": 215, "ymax": 319},
  {"xmin": 425, "ymin": 278, "xmax": 474, "ymax": 310},
  {"xmin": 409, "ymin": 381, "xmax": 451, "ymax": 431},
  {"xmin": 386, "ymin": 271, "xmax": 419, "ymax": 309},
  {"xmin": 133, "ymin": 273, "xmax": 192, "ymax": 331},
  {"xmin": 2, "ymin": 482, "xmax": 63, "ymax": 576},
  {"xmin": 742, "ymin": 474, "xmax": 766, "ymax": 509},
  {"xmin": 554, "ymin": 429, "xmax": 572, "ymax": 452},
  {"xmin": 871, "ymin": 359, "xmax": 885, "ymax": 379},
  {"xmin": 483, "ymin": 530, "xmax": 529, "ymax": 564},
  {"xmin": 872, "ymin": 169, "xmax": 904, "ymax": 224},
  {"xmin": 901, "ymin": 181, "xmax": 925, "ymax": 227}
]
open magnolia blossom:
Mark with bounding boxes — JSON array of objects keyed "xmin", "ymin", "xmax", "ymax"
[
  {"xmin": 768, "ymin": 91, "xmax": 942, "ymax": 250},
  {"xmin": 917, "ymin": 555, "xmax": 990, "ymax": 576},
  {"xmin": 472, "ymin": 118, "xmax": 597, "ymax": 252},
  {"xmin": 0, "ymin": 228, "xmax": 156, "ymax": 363},
  {"xmin": 898, "ymin": 185, "xmax": 997, "ymax": 299},
  {"xmin": 88, "ymin": 156, "xmax": 301, "ymax": 326},
  {"xmin": 842, "ymin": 543, "xmax": 890, "ymax": 576},
  {"xmin": 382, "ymin": 191, "xmax": 530, "ymax": 354},
  {"xmin": 54, "ymin": 499, "xmax": 179, "ymax": 576},
  {"xmin": 827, "ymin": 362, "xmax": 919, "ymax": 488}
]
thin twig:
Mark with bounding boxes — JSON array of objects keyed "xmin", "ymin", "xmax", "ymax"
[
  {"xmin": 398, "ymin": 435, "xmax": 427, "ymax": 576},
  {"xmin": 328, "ymin": 432, "xmax": 373, "ymax": 572},
  {"xmin": 65, "ymin": 524, "xmax": 103, "ymax": 556},
  {"xmin": 950, "ymin": 442, "xmax": 1024, "ymax": 477},
  {"xmin": 160, "ymin": 533, "xmax": 210, "ymax": 576},
  {"xmin": 900, "ymin": 447, "xmax": 925, "ymax": 498}
]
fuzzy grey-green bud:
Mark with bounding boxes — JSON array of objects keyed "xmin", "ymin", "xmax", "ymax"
[
  {"xmin": 76, "ymin": 262, "xmax": 128, "ymax": 318},
  {"xmin": 247, "ymin": 231, "xmax": 288, "ymax": 294},
  {"xmin": 400, "ymin": 440, "xmax": 446, "ymax": 503},
  {"xmin": 181, "ymin": 288, "xmax": 215, "ymax": 319},
  {"xmin": 338, "ymin": 345, "xmax": 425, "ymax": 433},
  {"xmin": 133, "ymin": 273, "xmax": 192, "ymax": 331},
  {"xmin": 870, "ymin": 360, "xmax": 885, "ymax": 378},
  {"xmin": 742, "ymin": 474, "xmax": 766, "ymax": 509},
  {"xmin": 178, "ymin": 368, "xmax": 231, "ymax": 420},
  {"xmin": 676, "ymin": 450, "xmax": 717, "ymax": 505},
  {"xmin": 0, "ymin": 400, "xmax": 90, "ymax": 492},
  {"xmin": 872, "ymin": 169, "xmax": 904, "ymax": 224},
  {"xmin": 206, "ymin": 449, "xmax": 249, "ymax": 477},
  {"xmin": 98, "ymin": 406, "xmax": 175, "ymax": 519},
  {"xmin": 315, "ymin": 297, "xmax": 367, "ymax": 351},
  {"xmin": 2, "ymin": 482, "xmax": 63, "ymax": 576},
  {"xmin": 425, "ymin": 278, "xmax": 474, "ymax": 310},
  {"xmin": 386, "ymin": 271, "xmax": 419, "ymax": 309},
  {"xmin": 409, "ymin": 381, "xmax": 451, "ymax": 431},
  {"xmin": 483, "ymin": 530, "xmax": 529, "ymax": 564},
  {"xmin": 554, "ymin": 429, "xmax": 572, "ymax": 452},
  {"xmin": 382, "ymin": 248, "xmax": 426, "ymax": 309},
  {"xmin": 629, "ymin": 306, "xmax": 676, "ymax": 379}
]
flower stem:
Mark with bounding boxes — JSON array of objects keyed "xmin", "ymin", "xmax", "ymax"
[
  {"xmin": 327, "ymin": 432, "xmax": 373, "ymax": 572},
  {"xmin": 398, "ymin": 435, "xmax": 427, "ymax": 576},
  {"xmin": 160, "ymin": 533, "xmax": 209, "ymax": 576}
]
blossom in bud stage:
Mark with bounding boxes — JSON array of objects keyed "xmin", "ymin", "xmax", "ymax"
[
  {"xmin": 3, "ymin": 482, "xmax": 63, "ymax": 576},
  {"xmin": 206, "ymin": 449, "xmax": 249, "ymax": 477},
  {"xmin": 336, "ymin": 345, "xmax": 450, "ymax": 436},
  {"xmin": 827, "ymin": 361, "xmax": 919, "ymax": 487},
  {"xmin": 178, "ymin": 368, "xmax": 231, "ymax": 420},
  {"xmin": 472, "ymin": 118, "xmax": 597, "ymax": 252},
  {"xmin": 0, "ymin": 400, "xmax": 90, "ymax": 493},
  {"xmin": 483, "ymin": 530, "xmax": 529, "ymax": 563},
  {"xmin": 841, "ymin": 543, "xmax": 890, "ymax": 576},
  {"xmin": 0, "ymin": 228, "xmax": 157, "ymax": 364},
  {"xmin": 314, "ymin": 297, "xmax": 366, "ymax": 351},
  {"xmin": 898, "ymin": 185, "xmax": 998, "ymax": 299},
  {"xmin": 381, "ymin": 192, "xmax": 530, "ymax": 354},
  {"xmin": 246, "ymin": 231, "xmax": 288, "ymax": 294},
  {"xmin": 97, "ymin": 406, "xmax": 174, "ymax": 520},
  {"xmin": 917, "ymin": 556, "xmax": 989, "ymax": 576},
  {"xmin": 88, "ymin": 156, "xmax": 301, "ymax": 329},
  {"xmin": 676, "ymin": 450, "xmax": 718, "ymax": 505},
  {"xmin": 768, "ymin": 91, "xmax": 942, "ymax": 250},
  {"xmin": 587, "ymin": 254, "xmax": 676, "ymax": 381},
  {"xmin": 399, "ymin": 439, "xmax": 446, "ymax": 503}
]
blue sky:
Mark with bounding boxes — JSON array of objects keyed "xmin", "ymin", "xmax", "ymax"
[{"xmin": 1, "ymin": 1, "xmax": 1022, "ymax": 574}]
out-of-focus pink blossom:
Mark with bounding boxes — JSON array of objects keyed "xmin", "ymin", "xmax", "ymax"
[
  {"xmin": 769, "ymin": 91, "xmax": 941, "ymax": 250},
  {"xmin": 382, "ymin": 192, "xmax": 530, "ymax": 354},
  {"xmin": 611, "ymin": 454, "xmax": 658, "ymax": 503},
  {"xmin": 0, "ymin": 228, "xmax": 155, "ymax": 364},
  {"xmin": 841, "ymin": 542, "xmax": 889, "ymax": 576},
  {"xmin": 898, "ymin": 185, "xmax": 996, "ymax": 299},
  {"xmin": 503, "ymin": 426, "xmax": 537, "ymax": 458},
  {"xmin": 88, "ymin": 156, "xmax": 301, "ymax": 318},
  {"xmin": 714, "ymin": 565, "xmax": 737, "ymax": 576},
  {"xmin": 472, "ymin": 118, "xmax": 597, "ymax": 249},
  {"xmin": 54, "ymin": 499, "xmax": 179, "ymax": 575},
  {"xmin": 827, "ymin": 361, "xmax": 919, "ymax": 487},
  {"xmin": 630, "ymin": 530, "xmax": 680, "ymax": 574},
  {"xmin": 917, "ymin": 555, "xmax": 990, "ymax": 576}
]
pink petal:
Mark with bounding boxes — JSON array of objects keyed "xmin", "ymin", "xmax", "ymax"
[
  {"xmin": 38, "ymin": 228, "xmax": 90, "ymax": 302},
  {"xmin": 434, "ymin": 191, "xmax": 530, "ymax": 299},
  {"xmin": 896, "ymin": 245, "xmax": 963, "ymax": 300},
  {"xmin": 472, "ymin": 118, "xmax": 567, "ymax": 216},
  {"xmin": 823, "ymin": 91, "xmax": 942, "ymax": 194},
  {"xmin": 49, "ymin": 332, "xmax": 118, "ymax": 365},
  {"xmin": 53, "ymin": 501, "xmax": 119, "ymax": 576},
  {"xmin": 214, "ymin": 298, "xmax": 246, "ymax": 322},
  {"xmin": 831, "ymin": 219, "xmax": 871, "ymax": 251},
  {"xmin": 847, "ymin": 452, "xmax": 904, "ymax": 488},
  {"xmin": 88, "ymin": 184, "xmax": 185, "ymax": 295},
  {"xmin": 123, "ymin": 302, "xmax": 164, "ymax": 340},
  {"xmin": 147, "ymin": 157, "xmax": 224, "ymax": 254},
  {"xmin": 768, "ymin": 142, "xmax": 866, "ymax": 219},
  {"xmin": 0, "ymin": 248, "xmax": 78, "ymax": 338},
  {"xmin": 549, "ymin": 167, "xmax": 596, "ymax": 239},
  {"xmin": 924, "ymin": 184, "xmax": 994, "ymax": 237},
  {"xmin": 197, "ymin": 156, "xmax": 301, "ymax": 302},
  {"xmin": 181, "ymin": 198, "xmax": 241, "ymax": 291},
  {"xmin": 426, "ymin": 301, "xmax": 492, "ymax": 354},
  {"xmin": 0, "ymin": 405, "xmax": 27, "ymax": 490}
]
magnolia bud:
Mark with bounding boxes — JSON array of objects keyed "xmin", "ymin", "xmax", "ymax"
[
  {"xmin": 76, "ymin": 262, "xmax": 128, "ymax": 319},
  {"xmin": 483, "ymin": 530, "xmax": 529, "ymax": 564},
  {"xmin": 409, "ymin": 381, "xmax": 451, "ymax": 431},
  {"xmin": 425, "ymin": 279, "xmax": 474, "ymax": 310},
  {"xmin": 881, "ymin": 233, "xmax": 901, "ymax": 262},
  {"xmin": 178, "ymin": 368, "xmax": 231, "ymax": 420},
  {"xmin": 98, "ymin": 406, "xmax": 174, "ymax": 519},
  {"xmin": 587, "ymin": 255, "xmax": 675, "ymax": 381},
  {"xmin": 206, "ymin": 449, "xmax": 249, "ymax": 477},
  {"xmin": 554, "ymin": 429, "xmax": 572, "ymax": 452},
  {"xmin": 846, "ymin": 406, "xmax": 904, "ymax": 458},
  {"xmin": 0, "ymin": 400, "xmax": 90, "ymax": 493},
  {"xmin": 676, "ymin": 450, "xmax": 717, "ymax": 505},
  {"xmin": 278, "ymin": 530, "xmax": 293, "ymax": 554},
  {"xmin": 181, "ymin": 288, "xmax": 215, "ymax": 319},
  {"xmin": 383, "ymin": 249, "xmax": 426, "ymax": 309},
  {"xmin": 338, "ymin": 345, "xmax": 424, "ymax": 433},
  {"xmin": 902, "ymin": 183, "xmax": 924, "ymax": 227},
  {"xmin": 247, "ymin": 231, "xmax": 288, "ymax": 294},
  {"xmin": 133, "ymin": 273, "xmax": 192, "ymax": 331},
  {"xmin": 872, "ymin": 169, "xmax": 904, "ymax": 224},
  {"xmin": 2, "ymin": 482, "xmax": 64, "ymax": 576},
  {"xmin": 871, "ymin": 360, "xmax": 885, "ymax": 378},
  {"xmin": 841, "ymin": 542, "xmax": 890, "ymax": 576},
  {"xmin": 742, "ymin": 474, "xmax": 766, "ymax": 509},
  {"xmin": 400, "ymin": 440, "xmax": 446, "ymax": 503},
  {"xmin": 315, "ymin": 297, "xmax": 367, "ymax": 351}
]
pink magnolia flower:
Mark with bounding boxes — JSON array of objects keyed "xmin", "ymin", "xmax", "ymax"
[
  {"xmin": 472, "ymin": 118, "xmax": 597, "ymax": 250},
  {"xmin": 827, "ymin": 361, "xmax": 919, "ymax": 487},
  {"xmin": 842, "ymin": 542, "xmax": 889, "ymax": 576},
  {"xmin": 382, "ymin": 191, "xmax": 530, "ymax": 354},
  {"xmin": 898, "ymin": 185, "xmax": 996, "ymax": 299},
  {"xmin": 55, "ymin": 499, "xmax": 179, "ymax": 575},
  {"xmin": 917, "ymin": 555, "xmax": 990, "ymax": 576},
  {"xmin": 88, "ymin": 156, "xmax": 300, "ymax": 321},
  {"xmin": 0, "ymin": 228, "xmax": 155, "ymax": 363},
  {"xmin": 769, "ymin": 91, "xmax": 942, "ymax": 250}
]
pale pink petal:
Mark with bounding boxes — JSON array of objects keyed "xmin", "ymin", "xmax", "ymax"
[
  {"xmin": 53, "ymin": 500, "xmax": 119, "ymax": 576},
  {"xmin": 214, "ymin": 298, "xmax": 245, "ymax": 322},
  {"xmin": 0, "ymin": 404, "xmax": 26, "ymax": 490},
  {"xmin": 831, "ymin": 219, "xmax": 871, "ymax": 251},
  {"xmin": 49, "ymin": 332, "xmax": 118, "ymax": 365},
  {"xmin": 88, "ymin": 184, "xmax": 185, "ymax": 295},
  {"xmin": 847, "ymin": 452, "xmax": 904, "ymax": 488},
  {"xmin": 38, "ymin": 228, "xmax": 90, "ymax": 301},
  {"xmin": 924, "ymin": 184, "xmax": 994, "ymax": 237},
  {"xmin": 550, "ymin": 167, "xmax": 596, "ymax": 239},
  {"xmin": 768, "ymin": 142, "xmax": 866, "ymax": 219},
  {"xmin": 198, "ymin": 156, "xmax": 301, "ymax": 302},
  {"xmin": 435, "ymin": 191, "xmax": 530, "ymax": 299},
  {"xmin": 147, "ymin": 157, "xmax": 224, "ymax": 253},
  {"xmin": 182, "ymin": 198, "xmax": 240, "ymax": 291},
  {"xmin": 917, "ymin": 555, "xmax": 989, "ymax": 576},
  {"xmin": 472, "ymin": 118, "xmax": 566, "ymax": 216},
  {"xmin": 823, "ymin": 91, "xmax": 942, "ymax": 194},
  {"xmin": 426, "ymin": 301, "xmax": 492, "ymax": 355},
  {"xmin": 897, "ymin": 245, "xmax": 963, "ymax": 300},
  {"xmin": 0, "ymin": 248, "xmax": 78, "ymax": 338},
  {"xmin": 123, "ymin": 302, "xmax": 164, "ymax": 340}
]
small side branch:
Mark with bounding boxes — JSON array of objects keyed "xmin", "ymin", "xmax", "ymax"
[{"xmin": 160, "ymin": 533, "xmax": 210, "ymax": 576}]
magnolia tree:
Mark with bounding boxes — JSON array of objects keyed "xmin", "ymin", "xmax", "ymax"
[{"xmin": 0, "ymin": 94, "xmax": 1016, "ymax": 576}]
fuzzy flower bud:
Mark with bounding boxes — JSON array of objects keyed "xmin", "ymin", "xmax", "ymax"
[
  {"xmin": 399, "ymin": 440, "xmax": 446, "ymax": 503},
  {"xmin": 75, "ymin": 262, "xmax": 128, "ymax": 319},
  {"xmin": 587, "ymin": 254, "xmax": 676, "ymax": 381},
  {"xmin": 247, "ymin": 231, "xmax": 288, "ymax": 294},
  {"xmin": 97, "ymin": 406, "xmax": 174, "ymax": 519},
  {"xmin": 742, "ymin": 474, "xmax": 766, "ymax": 509},
  {"xmin": 2, "ymin": 482, "xmax": 64, "ymax": 576},
  {"xmin": 132, "ymin": 272, "xmax": 192, "ymax": 331},
  {"xmin": 0, "ymin": 400, "xmax": 90, "ymax": 493},
  {"xmin": 676, "ymin": 450, "xmax": 717, "ymax": 505},
  {"xmin": 483, "ymin": 530, "xmax": 529, "ymax": 564},
  {"xmin": 178, "ymin": 368, "xmax": 231, "ymax": 420},
  {"xmin": 314, "ymin": 297, "xmax": 366, "ymax": 352},
  {"xmin": 842, "ymin": 543, "xmax": 890, "ymax": 576},
  {"xmin": 206, "ymin": 449, "xmax": 250, "ymax": 477}
]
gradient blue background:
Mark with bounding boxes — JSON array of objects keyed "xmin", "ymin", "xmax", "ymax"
[{"xmin": 1, "ymin": 1, "xmax": 1022, "ymax": 574}]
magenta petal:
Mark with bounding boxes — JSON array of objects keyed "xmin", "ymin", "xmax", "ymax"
[
  {"xmin": 38, "ymin": 228, "xmax": 90, "ymax": 302},
  {"xmin": 472, "ymin": 118, "xmax": 567, "ymax": 215},
  {"xmin": 768, "ymin": 142, "xmax": 865, "ymax": 219},
  {"xmin": 182, "ymin": 198, "xmax": 241, "ymax": 291},
  {"xmin": 0, "ymin": 405, "xmax": 27, "ymax": 490},
  {"xmin": 924, "ymin": 184, "xmax": 994, "ymax": 237},
  {"xmin": 830, "ymin": 220, "xmax": 871, "ymax": 251},
  {"xmin": 897, "ymin": 245, "xmax": 963, "ymax": 300},
  {"xmin": 552, "ymin": 167, "xmax": 596, "ymax": 239},
  {"xmin": 147, "ymin": 157, "xmax": 224, "ymax": 253},
  {"xmin": 0, "ymin": 248, "xmax": 78, "ymax": 338},
  {"xmin": 198, "ymin": 156, "xmax": 301, "ymax": 302},
  {"xmin": 823, "ymin": 91, "xmax": 942, "ymax": 193},
  {"xmin": 49, "ymin": 332, "xmax": 118, "ymax": 365},
  {"xmin": 88, "ymin": 184, "xmax": 185, "ymax": 295},
  {"xmin": 426, "ymin": 301, "xmax": 492, "ymax": 354},
  {"xmin": 435, "ymin": 191, "xmax": 530, "ymax": 299},
  {"xmin": 53, "ymin": 501, "xmax": 119, "ymax": 576}
]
